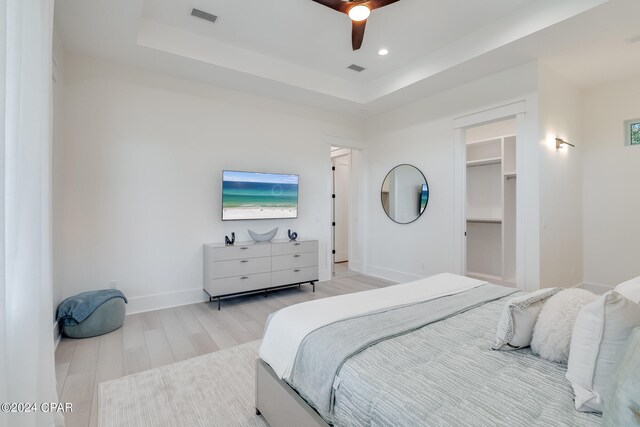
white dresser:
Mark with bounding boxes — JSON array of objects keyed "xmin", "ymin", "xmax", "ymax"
[{"xmin": 203, "ymin": 238, "xmax": 319, "ymax": 309}]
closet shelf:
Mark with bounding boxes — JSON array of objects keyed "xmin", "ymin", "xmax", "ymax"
[
  {"xmin": 466, "ymin": 217, "xmax": 502, "ymax": 224},
  {"xmin": 466, "ymin": 157, "xmax": 501, "ymax": 167}
]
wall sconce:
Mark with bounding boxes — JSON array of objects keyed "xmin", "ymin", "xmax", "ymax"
[{"xmin": 555, "ymin": 138, "xmax": 575, "ymax": 150}]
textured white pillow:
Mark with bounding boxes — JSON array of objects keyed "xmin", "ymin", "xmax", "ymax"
[
  {"xmin": 615, "ymin": 276, "xmax": 640, "ymax": 303},
  {"xmin": 566, "ymin": 291, "xmax": 640, "ymax": 413},
  {"xmin": 530, "ymin": 289, "xmax": 597, "ymax": 363},
  {"xmin": 492, "ymin": 288, "xmax": 561, "ymax": 351}
]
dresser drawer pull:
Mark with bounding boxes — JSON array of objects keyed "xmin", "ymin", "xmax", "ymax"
[
  {"xmin": 293, "ymin": 254, "xmax": 301, "ymax": 258},
  {"xmin": 240, "ymin": 260, "xmax": 249, "ymax": 263},
  {"xmin": 240, "ymin": 247, "xmax": 249, "ymax": 250},
  {"xmin": 294, "ymin": 269, "xmax": 301, "ymax": 273},
  {"xmin": 293, "ymin": 243, "xmax": 301, "ymax": 246},
  {"xmin": 240, "ymin": 276, "xmax": 249, "ymax": 280}
]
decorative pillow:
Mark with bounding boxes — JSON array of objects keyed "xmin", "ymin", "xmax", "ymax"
[
  {"xmin": 603, "ymin": 327, "xmax": 640, "ymax": 426},
  {"xmin": 566, "ymin": 291, "xmax": 640, "ymax": 413},
  {"xmin": 492, "ymin": 287, "xmax": 561, "ymax": 351},
  {"xmin": 530, "ymin": 288, "xmax": 597, "ymax": 363},
  {"xmin": 615, "ymin": 275, "xmax": 640, "ymax": 303}
]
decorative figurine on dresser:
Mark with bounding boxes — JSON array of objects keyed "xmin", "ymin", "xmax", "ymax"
[
  {"xmin": 288, "ymin": 229, "xmax": 298, "ymax": 241},
  {"xmin": 203, "ymin": 237, "xmax": 319, "ymax": 309},
  {"xmin": 224, "ymin": 232, "xmax": 235, "ymax": 246}
]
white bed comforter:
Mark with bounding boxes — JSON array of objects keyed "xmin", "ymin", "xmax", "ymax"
[{"xmin": 259, "ymin": 273, "xmax": 488, "ymax": 379}]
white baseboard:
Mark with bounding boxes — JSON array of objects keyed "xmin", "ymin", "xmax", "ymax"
[
  {"xmin": 364, "ymin": 264, "xmax": 420, "ymax": 284},
  {"xmin": 580, "ymin": 282, "xmax": 614, "ymax": 295},
  {"xmin": 319, "ymin": 268, "xmax": 331, "ymax": 283},
  {"xmin": 348, "ymin": 260, "xmax": 360, "ymax": 272},
  {"xmin": 126, "ymin": 288, "xmax": 208, "ymax": 315}
]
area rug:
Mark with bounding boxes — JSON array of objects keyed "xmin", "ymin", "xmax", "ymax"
[{"xmin": 98, "ymin": 340, "xmax": 267, "ymax": 427}]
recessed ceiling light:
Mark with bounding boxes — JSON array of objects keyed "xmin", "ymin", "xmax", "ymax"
[{"xmin": 378, "ymin": 49, "xmax": 389, "ymax": 56}]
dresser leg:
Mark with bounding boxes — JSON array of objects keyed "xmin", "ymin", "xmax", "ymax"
[
  {"xmin": 312, "ymin": 282, "xmax": 315, "ymax": 293},
  {"xmin": 264, "ymin": 289, "xmax": 268, "ymax": 298},
  {"xmin": 218, "ymin": 298, "xmax": 221, "ymax": 310}
]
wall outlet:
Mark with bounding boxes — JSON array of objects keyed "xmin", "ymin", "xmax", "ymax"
[{"xmin": 110, "ymin": 280, "xmax": 118, "ymax": 289}]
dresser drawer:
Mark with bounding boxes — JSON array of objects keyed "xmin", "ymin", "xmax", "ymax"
[
  {"xmin": 210, "ymin": 256, "xmax": 271, "ymax": 279},
  {"xmin": 271, "ymin": 240, "xmax": 318, "ymax": 256},
  {"xmin": 207, "ymin": 243, "xmax": 271, "ymax": 261},
  {"xmin": 205, "ymin": 272, "xmax": 272, "ymax": 297},
  {"xmin": 271, "ymin": 266, "xmax": 318, "ymax": 286},
  {"xmin": 271, "ymin": 252, "xmax": 317, "ymax": 272}
]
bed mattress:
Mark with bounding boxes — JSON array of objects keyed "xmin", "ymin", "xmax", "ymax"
[{"xmin": 261, "ymin": 278, "xmax": 602, "ymax": 426}]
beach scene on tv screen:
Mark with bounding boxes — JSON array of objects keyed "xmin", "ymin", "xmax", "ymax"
[
  {"xmin": 222, "ymin": 171, "xmax": 299, "ymax": 220},
  {"xmin": 420, "ymin": 184, "xmax": 429, "ymax": 213}
]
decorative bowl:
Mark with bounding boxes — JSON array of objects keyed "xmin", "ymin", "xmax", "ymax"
[{"xmin": 248, "ymin": 227, "xmax": 278, "ymax": 242}]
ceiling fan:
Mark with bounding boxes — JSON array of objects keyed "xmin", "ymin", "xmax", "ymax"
[{"xmin": 311, "ymin": 0, "xmax": 400, "ymax": 51}]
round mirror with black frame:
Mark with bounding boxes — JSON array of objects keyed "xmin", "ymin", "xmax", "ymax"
[{"xmin": 381, "ymin": 164, "xmax": 429, "ymax": 224}]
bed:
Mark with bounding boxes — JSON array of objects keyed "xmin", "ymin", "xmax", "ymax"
[{"xmin": 256, "ymin": 273, "xmax": 602, "ymax": 426}]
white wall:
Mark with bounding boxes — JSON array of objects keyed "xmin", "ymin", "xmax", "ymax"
[
  {"xmin": 582, "ymin": 74, "xmax": 640, "ymax": 289},
  {"xmin": 537, "ymin": 65, "xmax": 583, "ymax": 288},
  {"xmin": 59, "ymin": 55, "xmax": 362, "ymax": 313},
  {"xmin": 363, "ymin": 63, "xmax": 538, "ymax": 283},
  {"xmin": 57, "ymin": 53, "xmax": 614, "ymax": 311}
]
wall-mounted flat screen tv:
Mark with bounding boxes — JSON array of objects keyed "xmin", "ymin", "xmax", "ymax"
[
  {"xmin": 222, "ymin": 170, "xmax": 299, "ymax": 221},
  {"xmin": 419, "ymin": 183, "xmax": 429, "ymax": 215}
]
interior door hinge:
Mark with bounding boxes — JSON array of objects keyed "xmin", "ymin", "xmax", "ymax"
[
  {"xmin": 332, "ymin": 250, "xmax": 336, "ymax": 255},
  {"xmin": 332, "ymin": 222, "xmax": 336, "ymax": 226},
  {"xmin": 332, "ymin": 194, "xmax": 335, "ymax": 198},
  {"xmin": 332, "ymin": 166, "xmax": 335, "ymax": 171}
]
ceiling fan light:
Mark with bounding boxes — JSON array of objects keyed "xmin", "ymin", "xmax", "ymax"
[{"xmin": 348, "ymin": 5, "xmax": 370, "ymax": 21}]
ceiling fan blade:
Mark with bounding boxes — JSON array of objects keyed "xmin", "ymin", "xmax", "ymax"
[
  {"xmin": 352, "ymin": 19, "xmax": 366, "ymax": 50},
  {"xmin": 310, "ymin": 0, "xmax": 350, "ymax": 13},
  {"xmin": 368, "ymin": 0, "xmax": 400, "ymax": 11}
]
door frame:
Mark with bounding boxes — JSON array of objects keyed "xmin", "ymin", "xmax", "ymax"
[
  {"xmin": 331, "ymin": 147, "xmax": 352, "ymax": 267},
  {"xmin": 453, "ymin": 100, "xmax": 528, "ymax": 291}
]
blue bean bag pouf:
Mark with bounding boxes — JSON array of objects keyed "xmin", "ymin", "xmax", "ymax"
[{"xmin": 56, "ymin": 290, "xmax": 127, "ymax": 339}]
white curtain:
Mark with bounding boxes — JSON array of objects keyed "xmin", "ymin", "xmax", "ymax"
[{"xmin": 0, "ymin": 1, "xmax": 61, "ymax": 426}]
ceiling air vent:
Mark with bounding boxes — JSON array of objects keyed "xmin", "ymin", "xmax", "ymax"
[
  {"xmin": 191, "ymin": 8, "xmax": 218, "ymax": 24},
  {"xmin": 347, "ymin": 64, "xmax": 366, "ymax": 72}
]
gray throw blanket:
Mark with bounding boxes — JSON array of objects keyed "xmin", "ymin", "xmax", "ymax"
[{"xmin": 56, "ymin": 289, "xmax": 127, "ymax": 326}]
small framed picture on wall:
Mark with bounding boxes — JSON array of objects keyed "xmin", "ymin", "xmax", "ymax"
[{"xmin": 624, "ymin": 118, "xmax": 640, "ymax": 146}]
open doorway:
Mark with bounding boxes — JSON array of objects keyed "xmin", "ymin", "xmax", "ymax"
[
  {"xmin": 464, "ymin": 118, "xmax": 517, "ymax": 288},
  {"xmin": 331, "ymin": 146, "xmax": 353, "ymax": 278}
]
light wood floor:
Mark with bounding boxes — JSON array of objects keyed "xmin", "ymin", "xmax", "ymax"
[{"xmin": 55, "ymin": 273, "xmax": 393, "ymax": 427}]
